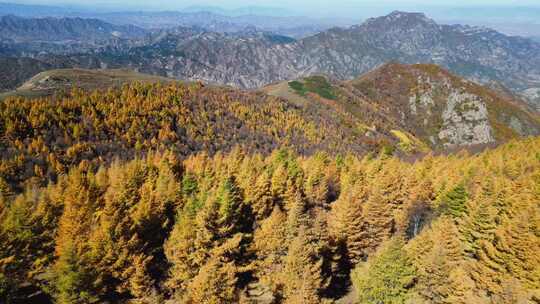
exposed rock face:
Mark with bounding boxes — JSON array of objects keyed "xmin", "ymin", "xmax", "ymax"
[
  {"xmin": 521, "ymin": 88, "xmax": 540, "ymax": 111},
  {"xmin": 346, "ymin": 63, "xmax": 540, "ymax": 148},
  {"xmin": 509, "ymin": 116, "xmax": 525, "ymax": 135},
  {"xmin": 408, "ymin": 76, "xmax": 440, "ymax": 116},
  {"xmin": 405, "ymin": 73, "xmax": 497, "ymax": 146},
  {"xmin": 438, "ymin": 91, "xmax": 493, "ymax": 146}
]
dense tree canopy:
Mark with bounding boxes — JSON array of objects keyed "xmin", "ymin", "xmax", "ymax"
[
  {"xmin": 0, "ymin": 133, "xmax": 538, "ymax": 303},
  {"xmin": 0, "ymin": 82, "xmax": 383, "ymax": 195}
]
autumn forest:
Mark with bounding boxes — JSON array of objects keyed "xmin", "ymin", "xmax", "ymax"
[{"xmin": 0, "ymin": 83, "xmax": 539, "ymax": 304}]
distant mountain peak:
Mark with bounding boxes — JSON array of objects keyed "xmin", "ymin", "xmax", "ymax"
[
  {"xmin": 363, "ymin": 11, "xmax": 437, "ymax": 28},
  {"xmin": 387, "ymin": 11, "xmax": 427, "ymax": 19}
]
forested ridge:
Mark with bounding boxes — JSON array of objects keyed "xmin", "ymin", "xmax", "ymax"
[{"xmin": 0, "ymin": 82, "xmax": 382, "ymax": 194}]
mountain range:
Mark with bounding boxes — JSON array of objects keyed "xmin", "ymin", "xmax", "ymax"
[
  {"xmin": 2, "ymin": 11, "xmax": 540, "ymax": 111},
  {"xmin": 0, "ymin": 14, "xmax": 148, "ymax": 56},
  {"xmin": 0, "ymin": 15, "xmax": 146, "ymax": 42},
  {"xmin": 86, "ymin": 11, "xmax": 342, "ymax": 38},
  {"xmin": 0, "ymin": 2, "xmax": 346, "ymax": 38},
  {"xmin": 112, "ymin": 11, "xmax": 539, "ymax": 110}
]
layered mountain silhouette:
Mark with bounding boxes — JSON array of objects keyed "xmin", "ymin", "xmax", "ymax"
[{"xmin": 2, "ymin": 11, "xmax": 540, "ymax": 111}]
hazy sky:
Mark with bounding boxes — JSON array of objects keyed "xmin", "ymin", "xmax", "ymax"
[
  {"xmin": 10, "ymin": 0, "xmax": 540, "ymax": 9},
  {"xmin": 7, "ymin": 0, "xmax": 540, "ymax": 18}
]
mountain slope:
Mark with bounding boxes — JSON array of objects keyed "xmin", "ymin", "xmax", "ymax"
[
  {"xmin": 263, "ymin": 63, "xmax": 540, "ymax": 149},
  {"xmin": 11, "ymin": 63, "xmax": 538, "ymax": 189},
  {"xmin": 3, "ymin": 63, "xmax": 537, "ymax": 156},
  {"xmin": 0, "ymin": 80, "xmax": 393, "ymax": 191},
  {"xmin": 352, "ymin": 63, "xmax": 540, "ymax": 146},
  {"xmin": 1, "ymin": 129, "xmax": 539, "ymax": 303},
  {"xmin": 0, "ymin": 57, "xmax": 70, "ymax": 93},
  {"xmin": 0, "ymin": 68, "xmax": 174, "ymax": 100},
  {"xmin": 0, "ymin": 66, "xmax": 539, "ymax": 304}
]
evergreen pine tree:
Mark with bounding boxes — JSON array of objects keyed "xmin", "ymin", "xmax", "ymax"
[
  {"xmin": 440, "ymin": 184, "xmax": 469, "ymax": 218},
  {"xmin": 352, "ymin": 238, "xmax": 416, "ymax": 304}
]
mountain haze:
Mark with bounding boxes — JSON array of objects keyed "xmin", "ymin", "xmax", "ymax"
[
  {"xmin": 0, "ymin": 15, "xmax": 147, "ymax": 56},
  {"xmin": 0, "ymin": 15, "xmax": 146, "ymax": 42}
]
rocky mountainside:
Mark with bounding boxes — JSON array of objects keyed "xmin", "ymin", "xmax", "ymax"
[
  {"xmin": 117, "ymin": 29, "xmax": 300, "ymax": 87},
  {"xmin": 263, "ymin": 63, "xmax": 540, "ymax": 150},
  {"xmin": 350, "ymin": 63, "xmax": 539, "ymax": 147},
  {"xmin": 84, "ymin": 11, "xmax": 539, "ymax": 110}
]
